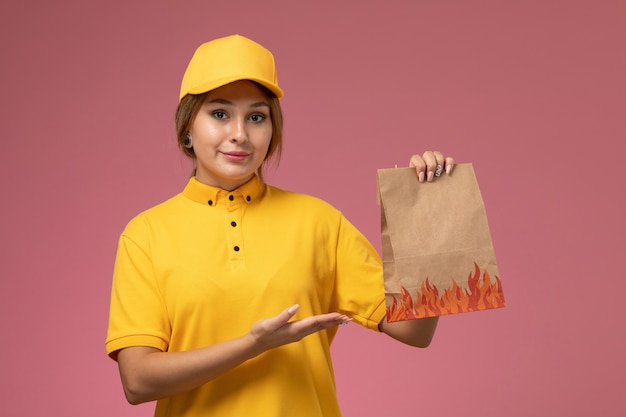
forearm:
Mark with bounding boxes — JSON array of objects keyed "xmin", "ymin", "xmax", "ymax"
[
  {"xmin": 118, "ymin": 333, "xmax": 261, "ymax": 405},
  {"xmin": 116, "ymin": 306, "xmax": 349, "ymax": 405},
  {"xmin": 379, "ymin": 316, "xmax": 439, "ymax": 348}
]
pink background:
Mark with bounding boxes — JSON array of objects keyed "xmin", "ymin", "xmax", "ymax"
[{"xmin": 1, "ymin": 0, "xmax": 624, "ymax": 416}]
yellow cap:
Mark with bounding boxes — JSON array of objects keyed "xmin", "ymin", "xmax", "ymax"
[{"xmin": 179, "ymin": 34, "xmax": 284, "ymax": 100}]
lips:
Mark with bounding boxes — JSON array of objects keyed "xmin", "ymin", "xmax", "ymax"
[{"xmin": 222, "ymin": 151, "xmax": 250, "ymax": 161}]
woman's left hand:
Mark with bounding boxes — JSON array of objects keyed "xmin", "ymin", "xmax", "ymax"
[{"xmin": 408, "ymin": 151, "xmax": 455, "ymax": 182}]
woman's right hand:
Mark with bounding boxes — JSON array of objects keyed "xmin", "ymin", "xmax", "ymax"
[
  {"xmin": 247, "ymin": 304, "xmax": 351, "ymax": 354},
  {"xmin": 117, "ymin": 305, "xmax": 350, "ymax": 405}
]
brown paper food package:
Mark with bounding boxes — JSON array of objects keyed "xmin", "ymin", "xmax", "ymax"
[{"xmin": 377, "ymin": 163, "xmax": 505, "ymax": 322}]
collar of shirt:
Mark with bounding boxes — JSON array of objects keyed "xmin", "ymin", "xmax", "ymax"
[{"xmin": 182, "ymin": 175, "xmax": 265, "ymax": 207}]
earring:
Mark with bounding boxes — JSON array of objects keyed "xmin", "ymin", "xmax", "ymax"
[{"xmin": 184, "ymin": 134, "xmax": 193, "ymax": 148}]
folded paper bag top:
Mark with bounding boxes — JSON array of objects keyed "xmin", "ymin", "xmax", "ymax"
[{"xmin": 377, "ymin": 163, "xmax": 505, "ymax": 322}]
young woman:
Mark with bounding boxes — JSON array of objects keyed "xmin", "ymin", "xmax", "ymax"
[{"xmin": 106, "ymin": 34, "xmax": 455, "ymax": 417}]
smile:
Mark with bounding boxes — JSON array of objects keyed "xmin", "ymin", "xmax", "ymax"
[{"xmin": 222, "ymin": 151, "xmax": 250, "ymax": 162}]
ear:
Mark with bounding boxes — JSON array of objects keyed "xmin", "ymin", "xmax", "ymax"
[{"xmin": 184, "ymin": 134, "xmax": 193, "ymax": 148}]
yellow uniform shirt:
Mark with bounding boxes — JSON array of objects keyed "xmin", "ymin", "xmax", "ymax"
[{"xmin": 106, "ymin": 176, "xmax": 387, "ymax": 416}]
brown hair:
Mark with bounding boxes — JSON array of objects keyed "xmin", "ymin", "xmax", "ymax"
[{"xmin": 174, "ymin": 82, "xmax": 284, "ymax": 181}]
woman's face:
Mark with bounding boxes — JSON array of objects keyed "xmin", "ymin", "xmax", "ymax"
[{"xmin": 189, "ymin": 80, "xmax": 273, "ymax": 190}]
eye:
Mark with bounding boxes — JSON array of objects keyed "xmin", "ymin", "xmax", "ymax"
[
  {"xmin": 212, "ymin": 111, "xmax": 227, "ymax": 119},
  {"xmin": 249, "ymin": 113, "xmax": 266, "ymax": 122}
]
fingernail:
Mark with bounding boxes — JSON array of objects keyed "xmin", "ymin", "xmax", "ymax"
[
  {"xmin": 418, "ymin": 172, "xmax": 425, "ymax": 182},
  {"xmin": 446, "ymin": 164, "xmax": 452, "ymax": 175},
  {"xmin": 288, "ymin": 304, "xmax": 299, "ymax": 314},
  {"xmin": 427, "ymin": 171, "xmax": 434, "ymax": 182}
]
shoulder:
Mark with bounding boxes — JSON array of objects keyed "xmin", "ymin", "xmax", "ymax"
[
  {"xmin": 120, "ymin": 193, "xmax": 187, "ymax": 238},
  {"xmin": 264, "ymin": 185, "xmax": 342, "ymax": 217}
]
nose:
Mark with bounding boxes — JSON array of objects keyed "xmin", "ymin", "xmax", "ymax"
[{"xmin": 230, "ymin": 116, "xmax": 248, "ymax": 143}]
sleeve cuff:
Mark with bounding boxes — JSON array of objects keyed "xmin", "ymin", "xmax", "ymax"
[
  {"xmin": 105, "ymin": 334, "xmax": 169, "ymax": 360},
  {"xmin": 351, "ymin": 298, "xmax": 387, "ymax": 332}
]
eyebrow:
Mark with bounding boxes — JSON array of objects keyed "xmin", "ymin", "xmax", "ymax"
[{"xmin": 206, "ymin": 98, "xmax": 269, "ymax": 108}]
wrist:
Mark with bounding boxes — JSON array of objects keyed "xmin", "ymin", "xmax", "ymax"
[{"xmin": 240, "ymin": 332, "xmax": 265, "ymax": 359}]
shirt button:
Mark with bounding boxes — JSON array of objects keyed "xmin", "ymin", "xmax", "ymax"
[
  {"xmin": 231, "ymin": 221, "xmax": 237, "ymax": 227},
  {"xmin": 233, "ymin": 246, "xmax": 240, "ymax": 252},
  {"xmin": 208, "ymin": 200, "xmax": 213, "ymax": 206},
  {"xmin": 229, "ymin": 195, "xmax": 234, "ymax": 201}
]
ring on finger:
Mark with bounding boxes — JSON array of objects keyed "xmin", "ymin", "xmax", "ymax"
[{"xmin": 435, "ymin": 165, "xmax": 443, "ymax": 177}]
